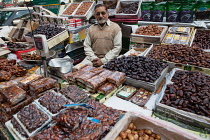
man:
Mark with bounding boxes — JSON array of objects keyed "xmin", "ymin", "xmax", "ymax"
[{"xmin": 82, "ymin": 4, "xmax": 122, "ymax": 67}]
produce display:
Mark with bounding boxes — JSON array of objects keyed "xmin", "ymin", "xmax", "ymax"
[
  {"xmin": 76, "ymin": 72, "xmax": 97, "ymax": 84},
  {"xmin": 18, "ymin": 74, "xmax": 43, "ymax": 90},
  {"xmin": 134, "ymin": 25, "xmax": 164, "ymax": 36},
  {"xmin": 37, "ymin": 90, "xmax": 70, "ymax": 114},
  {"xmin": 117, "ymin": 2, "xmax": 138, "ymax": 14},
  {"xmin": 116, "ymin": 122, "xmax": 161, "ymax": 140},
  {"xmin": 21, "ymin": 53, "xmax": 41, "ymax": 60},
  {"xmin": 0, "ymin": 59, "xmax": 27, "ymax": 81},
  {"xmin": 192, "ymin": 30, "xmax": 210, "ymax": 50},
  {"xmin": 63, "ymin": 3, "xmax": 79, "ymax": 15},
  {"xmin": 17, "ymin": 103, "xmax": 50, "ymax": 133},
  {"xmin": 147, "ymin": 45, "xmax": 210, "ymax": 68},
  {"xmin": 104, "ymin": 56, "xmax": 168, "ymax": 83},
  {"xmin": 130, "ymin": 88, "xmax": 152, "ymax": 107},
  {"xmin": 75, "ymin": 2, "xmax": 93, "ymax": 15},
  {"xmin": 60, "ymin": 85, "xmax": 88, "ymax": 102},
  {"xmin": 7, "ymin": 42, "xmax": 31, "ymax": 51},
  {"xmin": 25, "ymin": 25, "xmax": 66, "ymax": 39},
  {"xmin": 86, "ymin": 75, "xmax": 106, "ymax": 89},
  {"xmin": 161, "ymin": 70, "xmax": 210, "ymax": 118},
  {"xmin": 11, "ymin": 117, "xmax": 28, "ymax": 137}
]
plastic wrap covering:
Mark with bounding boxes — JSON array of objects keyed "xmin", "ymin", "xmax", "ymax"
[
  {"xmin": 0, "ymin": 110, "xmax": 12, "ymax": 123},
  {"xmin": 81, "ymin": 65, "xmax": 95, "ymax": 72},
  {"xmin": 29, "ymin": 77, "xmax": 57, "ymax": 94},
  {"xmin": 17, "ymin": 104, "xmax": 50, "ymax": 133},
  {"xmin": 107, "ymin": 71, "xmax": 126, "ymax": 87},
  {"xmin": 0, "ymin": 80, "xmax": 19, "ymax": 89},
  {"xmin": 11, "ymin": 117, "xmax": 28, "ymax": 138},
  {"xmin": 18, "ymin": 74, "xmax": 43, "ymax": 90},
  {"xmin": 86, "ymin": 75, "xmax": 106, "ymax": 89},
  {"xmin": 97, "ymin": 82, "xmax": 117, "ymax": 95},
  {"xmin": 72, "ymin": 64, "xmax": 88, "ymax": 72},
  {"xmin": 27, "ymin": 125, "xmax": 66, "ymax": 140},
  {"xmin": 60, "ymin": 85, "xmax": 88, "ymax": 102},
  {"xmin": 0, "ymin": 85, "xmax": 26, "ymax": 105},
  {"xmin": 69, "ymin": 120, "xmax": 104, "ymax": 140},
  {"xmin": 0, "ymin": 95, "xmax": 33, "ymax": 115},
  {"xmin": 116, "ymin": 85, "xmax": 137, "ymax": 100},
  {"xmin": 76, "ymin": 72, "xmax": 97, "ymax": 84},
  {"xmin": 130, "ymin": 88, "xmax": 152, "ymax": 107},
  {"xmin": 0, "ymin": 70, "xmax": 12, "ymax": 82},
  {"xmin": 90, "ymin": 67, "xmax": 105, "ymax": 74},
  {"xmin": 38, "ymin": 90, "xmax": 70, "ymax": 114},
  {"xmin": 0, "ymin": 59, "xmax": 16, "ymax": 66},
  {"xmin": 98, "ymin": 69, "xmax": 113, "ymax": 79},
  {"xmin": 55, "ymin": 108, "xmax": 88, "ymax": 132},
  {"xmin": 63, "ymin": 71, "xmax": 85, "ymax": 83}
]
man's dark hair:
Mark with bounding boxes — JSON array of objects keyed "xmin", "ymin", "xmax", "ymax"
[{"xmin": 94, "ymin": 4, "xmax": 108, "ymax": 11}]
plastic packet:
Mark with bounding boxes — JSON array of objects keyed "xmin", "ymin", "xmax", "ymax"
[
  {"xmin": 0, "ymin": 85, "xmax": 26, "ymax": 105},
  {"xmin": 97, "ymin": 82, "xmax": 117, "ymax": 95},
  {"xmin": 171, "ymin": 34, "xmax": 181, "ymax": 44},
  {"xmin": 180, "ymin": 3, "xmax": 195, "ymax": 23},
  {"xmin": 98, "ymin": 69, "xmax": 113, "ymax": 79},
  {"xmin": 130, "ymin": 88, "xmax": 152, "ymax": 107},
  {"xmin": 60, "ymin": 85, "xmax": 89, "ymax": 103},
  {"xmin": 107, "ymin": 71, "xmax": 126, "ymax": 87},
  {"xmin": 86, "ymin": 75, "xmax": 106, "ymax": 89},
  {"xmin": 29, "ymin": 77, "xmax": 57, "ymax": 95},
  {"xmin": 18, "ymin": 74, "xmax": 43, "ymax": 90},
  {"xmin": 0, "ymin": 70, "xmax": 12, "ymax": 82},
  {"xmin": 179, "ymin": 35, "xmax": 189, "ymax": 45},
  {"xmin": 76, "ymin": 72, "xmax": 97, "ymax": 84},
  {"xmin": 116, "ymin": 85, "xmax": 137, "ymax": 100},
  {"xmin": 72, "ymin": 64, "xmax": 88, "ymax": 72},
  {"xmin": 163, "ymin": 34, "xmax": 174, "ymax": 44},
  {"xmin": 151, "ymin": 2, "xmax": 165, "ymax": 22},
  {"xmin": 141, "ymin": 2, "xmax": 153, "ymax": 21}
]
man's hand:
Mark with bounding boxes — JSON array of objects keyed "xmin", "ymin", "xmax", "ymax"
[{"xmin": 92, "ymin": 58, "xmax": 103, "ymax": 67}]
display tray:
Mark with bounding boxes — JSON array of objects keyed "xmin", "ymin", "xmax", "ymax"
[
  {"xmin": 10, "ymin": 102, "xmax": 52, "ymax": 137},
  {"xmin": 144, "ymin": 45, "xmax": 210, "ymax": 75},
  {"xmin": 161, "ymin": 27, "xmax": 195, "ymax": 46},
  {"xmin": 35, "ymin": 90, "xmax": 73, "ymax": 117},
  {"xmin": 104, "ymin": 112, "xmax": 198, "ymax": 140},
  {"xmin": 24, "ymin": 30, "xmax": 69, "ymax": 49},
  {"xmin": 131, "ymin": 25, "xmax": 168, "ymax": 44},
  {"xmin": 155, "ymin": 68, "xmax": 210, "ymax": 133},
  {"xmin": 60, "ymin": 2, "xmax": 80, "ymax": 17},
  {"xmin": 114, "ymin": 0, "xmax": 142, "ymax": 19},
  {"xmin": 190, "ymin": 29, "xmax": 210, "ymax": 52},
  {"xmin": 73, "ymin": 1, "xmax": 96, "ymax": 20},
  {"xmin": 124, "ymin": 66, "xmax": 169, "ymax": 92}
]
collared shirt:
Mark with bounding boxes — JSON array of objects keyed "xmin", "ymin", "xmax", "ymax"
[{"xmin": 83, "ymin": 19, "xmax": 122, "ymax": 64}]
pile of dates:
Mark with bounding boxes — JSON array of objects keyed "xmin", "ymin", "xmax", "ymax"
[
  {"xmin": 117, "ymin": 2, "xmax": 138, "ymax": 14},
  {"xmin": 161, "ymin": 70, "xmax": 210, "ymax": 117},
  {"xmin": 21, "ymin": 53, "xmax": 41, "ymax": 60},
  {"xmin": 147, "ymin": 45, "xmax": 210, "ymax": 68},
  {"xmin": 17, "ymin": 104, "xmax": 49, "ymax": 133},
  {"xmin": 25, "ymin": 25, "xmax": 65, "ymax": 39},
  {"xmin": 63, "ymin": 3, "xmax": 79, "ymax": 15},
  {"xmin": 135, "ymin": 25, "xmax": 164, "ymax": 36},
  {"xmin": 7, "ymin": 42, "xmax": 30, "ymax": 51},
  {"xmin": 104, "ymin": 56, "xmax": 168, "ymax": 83},
  {"xmin": 75, "ymin": 2, "xmax": 92, "ymax": 15},
  {"xmin": 192, "ymin": 30, "xmax": 210, "ymax": 49}
]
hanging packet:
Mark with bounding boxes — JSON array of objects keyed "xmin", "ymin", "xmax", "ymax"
[
  {"xmin": 151, "ymin": 2, "xmax": 166, "ymax": 22},
  {"xmin": 180, "ymin": 2, "xmax": 195, "ymax": 23},
  {"xmin": 195, "ymin": 0, "xmax": 210, "ymax": 20},
  {"xmin": 141, "ymin": 2, "xmax": 153, "ymax": 21},
  {"xmin": 166, "ymin": 2, "xmax": 181, "ymax": 22}
]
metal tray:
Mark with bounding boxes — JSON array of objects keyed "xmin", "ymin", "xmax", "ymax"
[
  {"xmin": 125, "ymin": 65, "xmax": 169, "ymax": 92},
  {"xmin": 114, "ymin": 0, "xmax": 142, "ymax": 19},
  {"xmin": 155, "ymin": 68, "xmax": 210, "ymax": 133},
  {"xmin": 73, "ymin": 1, "xmax": 96, "ymax": 20},
  {"xmin": 131, "ymin": 25, "xmax": 168, "ymax": 44}
]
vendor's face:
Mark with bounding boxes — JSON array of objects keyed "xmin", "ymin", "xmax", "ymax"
[{"xmin": 94, "ymin": 6, "xmax": 108, "ymax": 24}]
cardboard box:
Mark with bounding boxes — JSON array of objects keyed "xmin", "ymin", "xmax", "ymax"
[
  {"xmin": 8, "ymin": 27, "xmax": 18, "ymax": 38},
  {"xmin": 104, "ymin": 112, "xmax": 200, "ymax": 140},
  {"xmin": 131, "ymin": 25, "xmax": 168, "ymax": 44}
]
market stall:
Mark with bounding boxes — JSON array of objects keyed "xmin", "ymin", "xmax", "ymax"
[{"xmin": 0, "ymin": 0, "xmax": 210, "ymax": 139}]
